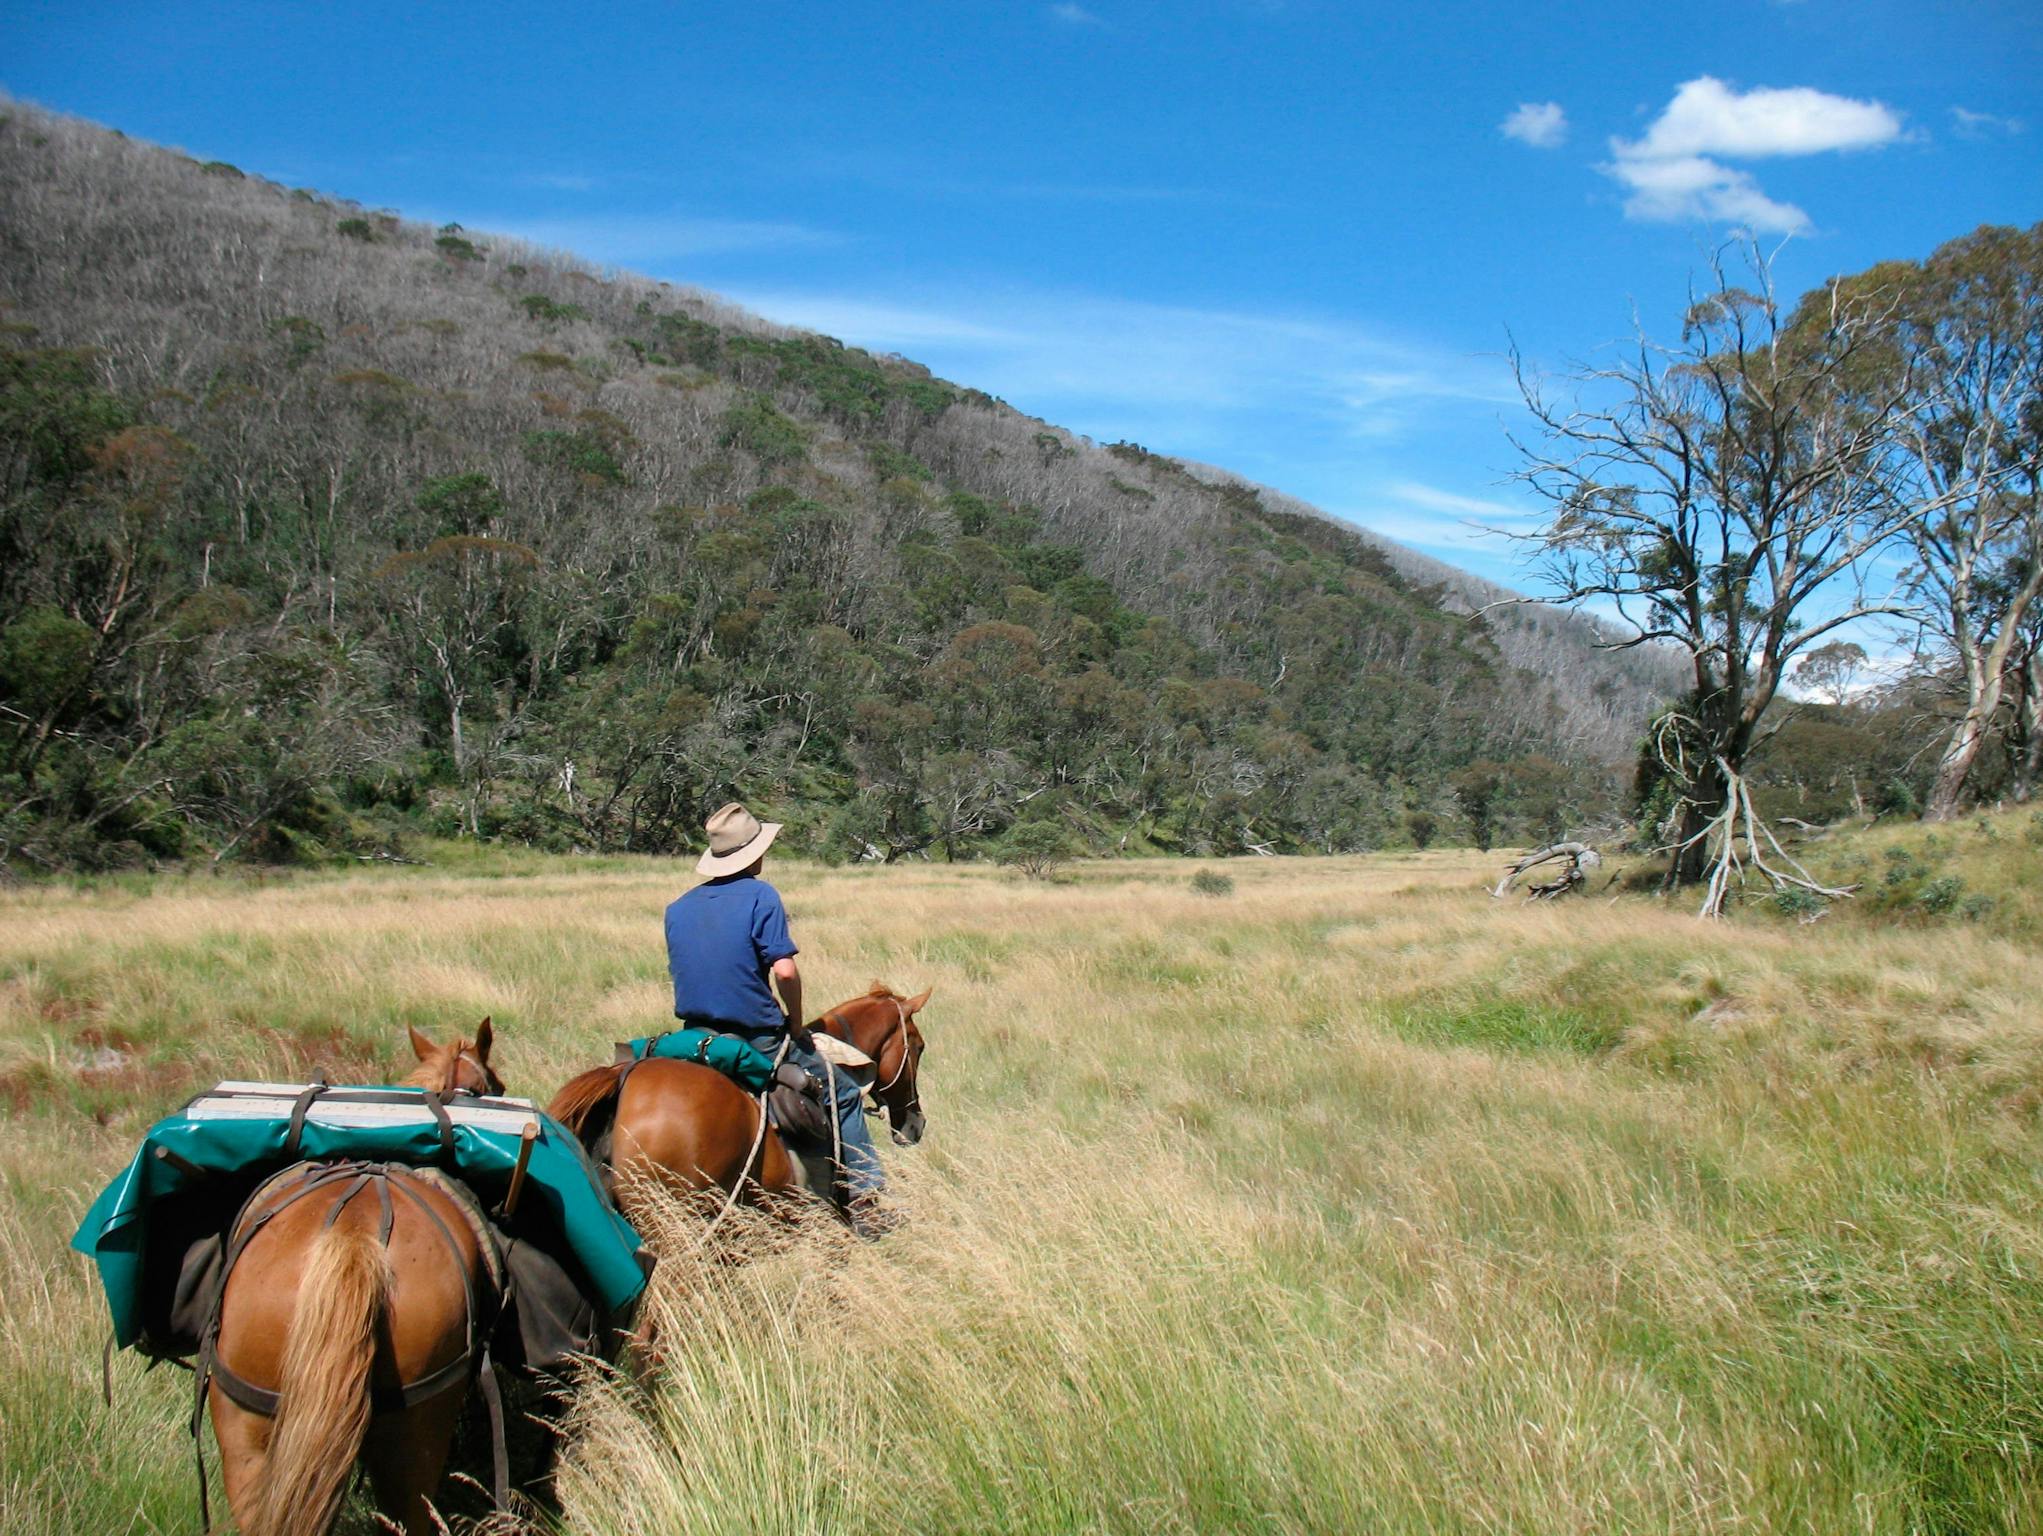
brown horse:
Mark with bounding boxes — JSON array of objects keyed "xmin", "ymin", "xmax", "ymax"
[
  {"xmin": 548, "ymin": 984, "xmax": 932, "ymax": 1215},
  {"xmin": 205, "ymin": 1021, "xmax": 504, "ymax": 1536}
]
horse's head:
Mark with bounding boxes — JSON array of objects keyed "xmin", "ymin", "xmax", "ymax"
[
  {"xmin": 819, "ymin": 984, "xmax": 932, "ymax": 1147},
  {"xmin": 405, "ymin": 1017, "xmax": 504, "ymax": 1097}
]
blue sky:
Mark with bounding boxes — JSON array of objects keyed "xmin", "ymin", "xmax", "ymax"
[{"xmin": 4, "ymin": 0, "xmax": 2039, "ymax": 591}]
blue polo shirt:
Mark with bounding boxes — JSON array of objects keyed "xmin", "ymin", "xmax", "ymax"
[{"xmin": 664, "ymin": 875, "xmax": 798, "ymax": 1030}]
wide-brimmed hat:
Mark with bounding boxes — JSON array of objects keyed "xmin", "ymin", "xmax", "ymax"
[{"xmin": 696, "ymin": 801, "xmax": 781, "ymax": 877}]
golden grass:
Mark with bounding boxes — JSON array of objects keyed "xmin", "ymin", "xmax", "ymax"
[{"xmin": 3, "ymin": 816, "xmax": 2040, "ymax": 1532}]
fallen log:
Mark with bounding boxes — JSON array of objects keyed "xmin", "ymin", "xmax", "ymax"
[{"xmin": 1492, "ymin": 842, "xmax": 1603, "ymax": 901}]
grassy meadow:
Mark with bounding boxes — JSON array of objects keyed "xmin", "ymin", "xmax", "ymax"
[{"xmin": 2, "ymin": 813, "xmax": 2040, "ymax": 1534}]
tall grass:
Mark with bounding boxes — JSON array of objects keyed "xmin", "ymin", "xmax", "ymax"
[{"xmin": 3, "ymin": 817, "xmax": 2039, "ymax": 1532}]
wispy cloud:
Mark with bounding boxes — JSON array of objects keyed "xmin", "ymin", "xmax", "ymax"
[
  {"xmin": 1334, "ymin": 481, "xmax": 1540, "ymax": 554},
  {"xmin": 1049, "ymin": 3, "xmax": 1104, "ymax": 24},
  {"xmin": 1951, "ymin": 105, "xmax": 2024, "ymax": 138},
  {"xmin": 726, "ymin": 285, "xmax": 1507, "ymax": 447},
  {"xmin": 1604, "ymin": 76, "xmax": 1904, "ymax": 234},
  {"xmin": 1501, "ymin": 102, "xmax": 1568, "ymax": 149},
  {"xmin": 467, "ymin": 212, "xmax": 840, "ymax": 264}
]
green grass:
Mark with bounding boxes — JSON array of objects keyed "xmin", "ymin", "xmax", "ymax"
[{"xmin": 3, "ymin": 816, "xmax": 2040, "ymax": 1533}]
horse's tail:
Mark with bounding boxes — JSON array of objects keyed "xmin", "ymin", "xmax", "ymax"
[
  {"xmin": 549, "ymin": 1062, "xmax": 629, "ymax": 1142},
  {"xmin": 249, "ymin": 1220, "xmax": 390, "ymax": 1536}
]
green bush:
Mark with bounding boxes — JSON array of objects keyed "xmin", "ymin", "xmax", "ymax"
[
  {"xmin": 995, "ymin": 821, "xmax": 1074, "ymax": 880},
  {"xmin": 0, "ymin": 605, "xmax": 96, "ymax": 729},
  {"xmin": 335, "ymin": 217, "xmax": 376, "ymax": 241},
  {"xmin": 1769, "ymin": 886, "xmax": 1829, "ymax": 921},
  {"xmin": 522, "ymin": 429, "xmax": 625, "ymax": 484},
  {"xmin": 518, "ymin": 294, "xmax": 588, "ymax": 325},
  {"xmin": 1916, "ymin": 875, "xmax": 1965, "ymax": 916},
  {"xmin": 719, "ymin": 394, "xmax": 807, "ymax": 467},
  {"xmin": 435, "ymin": 234, "xmax": 482, "ymax": 262}
]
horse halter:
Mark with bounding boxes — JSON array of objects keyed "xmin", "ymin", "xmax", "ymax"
[{"xmin": 448, "ymin": 1046, "xmax": 502, "ymax": 1097}]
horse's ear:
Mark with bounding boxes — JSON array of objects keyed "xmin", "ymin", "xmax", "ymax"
[
  {"xmin": 408, "ymin": 1024, "xmax": 435, "ymax": 1062},
  {"xmin": 474, "ymin": 1017, "xmax": 494, "ymax": 1060},
  {"xmin": 905, "ymin": 987, "xmax": 932, "ymax": 1015}
]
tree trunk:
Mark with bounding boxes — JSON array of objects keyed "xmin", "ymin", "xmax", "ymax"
[
  {"xmin": 1663, "ymin": 760, "xmax": 1730, "ymax": 892},
  {"xmin": 1923, "ymin": 697, "xmax": 1997, "ymax": 821},
  {"xmin": 2014, "ymin": 653, "xmax": 2041, "ymax": 803}
]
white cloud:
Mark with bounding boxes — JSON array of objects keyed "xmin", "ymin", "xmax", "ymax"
[
  {"xmin": 1626, "ymin": 76, "xmax": 1902, "ymax": 160},
  {"xmin": 1605, "ymin": 152, "xmax": 1812, "ymax": 234},
  {"xmin": 1951, "ymin": 106, "xmax": 2024, "ymax": 138},
  {"xmin": 1604, "ymin": 76, "xmax": 1903, "ymax": 234},
  {"xmin": 1501, "ymin": 102, "xmax": 1568, "ymax": 149},
  {"xmin": 1049, "ymin": 3, "xmax": 1104, "ymax": 23}
]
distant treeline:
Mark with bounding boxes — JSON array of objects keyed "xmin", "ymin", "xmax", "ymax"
[{"xmin": 3, "ymin": 104, "xmax": 1698, "ymax": 869}]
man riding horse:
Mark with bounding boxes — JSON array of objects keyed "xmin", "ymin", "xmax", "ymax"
[{"xmin": 666, "ymin": 802, "xmax": 887, "ymax": 1222}]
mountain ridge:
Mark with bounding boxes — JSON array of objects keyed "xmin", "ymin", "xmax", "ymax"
[{"xmin": 0, "ymin": 100, "xmax": 1670, "ymax": 866}]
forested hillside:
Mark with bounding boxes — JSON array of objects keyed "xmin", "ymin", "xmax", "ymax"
[{"xmin": 0, "ymin": 103, "xmax": 1672, "ymax": 869}]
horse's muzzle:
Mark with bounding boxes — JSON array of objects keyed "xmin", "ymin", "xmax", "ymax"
[{"xmin": 892, "ymin": 1108, "xmax": 926, "ymax": 1146}]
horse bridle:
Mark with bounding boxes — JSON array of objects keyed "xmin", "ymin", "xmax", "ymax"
[
  {"xmin": 823, "ymin": 995, "xmax": 915, "ymax": 1113},
  {"xmin": 452, "ymin": 1048, "xmax": 500, "ymax": 1096}
]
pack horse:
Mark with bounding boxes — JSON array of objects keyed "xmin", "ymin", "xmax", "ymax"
[{"xmin": 74, "ymin": 1021, "xmax": 652, "ymax": 1536}]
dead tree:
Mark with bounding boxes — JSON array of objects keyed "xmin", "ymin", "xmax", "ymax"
[
  {"xmin": 1511, "ymin": 243, "xmax": 1924, "ymax": 917},
  {"xmin": 1492, "ymin": 842, "xmax": 1604, "ymax": 901}
]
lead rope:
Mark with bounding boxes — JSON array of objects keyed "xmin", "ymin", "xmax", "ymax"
[
  {"xmin": 823, "ymin": 1053, "xmax": 845, "ymax": 1213},
  {"xmin": 700, "ymin": 1033, "xmax": 788, "ymax": 1241}
]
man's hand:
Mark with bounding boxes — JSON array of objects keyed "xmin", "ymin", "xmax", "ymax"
[{"xmin": 774, "ymin": 1062, "xmax": 823, "ymax": 1101}]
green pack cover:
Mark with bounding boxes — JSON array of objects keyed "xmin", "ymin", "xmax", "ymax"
[
  {"xmin": 72, "ymin": 1083, "xmax": 649, "ymax": 1350},
  {"xmin": 627, "ymin": 1027, "xmax": 778, "ymax": 1091}
]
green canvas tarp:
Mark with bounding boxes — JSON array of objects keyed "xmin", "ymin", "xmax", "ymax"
[
  {"xmin": 73, "ymin": 1083, "xmax": 649, "ymax": 1351},
  {"xmin": 626, "ymin": 1027, "xmax": 778, "ymax": 1091}
]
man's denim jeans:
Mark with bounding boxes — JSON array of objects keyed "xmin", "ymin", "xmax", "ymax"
[{"xmin": 737, "ymin": 1028, "xmax": 884, "ymax": 1197}]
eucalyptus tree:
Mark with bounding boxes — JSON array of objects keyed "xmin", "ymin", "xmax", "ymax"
[
  {"xmin": 1513, "ymin": 248, "xmax": 1921, "ymax": 916},
  {"xmin": 1808, "ymin": 224, "xmax": 2043, "ymax": 820}
]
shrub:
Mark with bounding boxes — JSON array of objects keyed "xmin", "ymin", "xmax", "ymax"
[
  {"xmin": 522, "ymin": 429, "xmax": 625, "ymax": 485},
  {"xmin": 1190, "ymin": 869, "xmax": 1234, "ymax": 897},
  {"xmin": 518, "ymin": 294, "xmax": 587, "ymax": 325},
  {"xmin": 335, "ymin": 217, "xmax": 376, "ymax": 241},
  {"xmin": 1769, "ymin": 886, "xmax": 1829, "ymax": 921},
  {"xmin": 434, "ymin": 234, "xmax": 482, "ymax": 262},
  {"xmin": 719, "ymin": 395, "xmax": 807, "ymax": 467},
  {"xmin": 199, "ymin": 160, "xmax": 243, "ymax": 178},
  {"xmin": 1915, "ymin": 875, "xmax": 1965, "ymax": 916},
  {"xmin": 268, "ymin": 316, "xmax": 325, "ymax": 365},
  {"xmin": 996, "ymin": 821, "xmax": 1074, "ymax": 880},
  {"xmin": 1877, "ymin": 776, "xmax": 1921, "ymax": 817}
]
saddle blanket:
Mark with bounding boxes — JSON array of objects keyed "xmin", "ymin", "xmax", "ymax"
[{"xmin": 624, "ymin": 1027, "xmax": 779, "ymax": 1090}]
